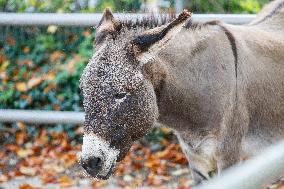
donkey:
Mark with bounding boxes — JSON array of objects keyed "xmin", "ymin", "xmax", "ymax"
[{"xmin": 79, "ymin": 0, "xmax": 284, "ymax": 184}]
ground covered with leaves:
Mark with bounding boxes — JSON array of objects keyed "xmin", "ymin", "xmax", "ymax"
[
  {"xmin": 0, "ymin": 123, "xmax": 196, "ymax": 189},
  {"xmin": 0, "ymin": 123, "xmax": 284, "ymax": 189}
]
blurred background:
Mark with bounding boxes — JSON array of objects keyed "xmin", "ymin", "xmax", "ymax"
[{"xmin": 1, "ymin": 0, "xmax": 282, "ymax": 189}]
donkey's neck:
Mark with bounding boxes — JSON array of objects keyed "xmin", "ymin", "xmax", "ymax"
[{"xmin": 150, "ymin": 25, "xmax": 236, "ymax": 140}]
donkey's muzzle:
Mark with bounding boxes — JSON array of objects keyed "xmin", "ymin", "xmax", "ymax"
[
  {"xmin": 82, "ymin": 157, "xmax": 102, "ymax": 172},
  {"xmin": 80, "ymin": 134, "xmax": 120, "ymax": 179}
]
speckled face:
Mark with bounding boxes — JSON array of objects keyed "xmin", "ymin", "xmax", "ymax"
[{"xmin": 79, "ymin": 40, "xmax": 158, "ymax": 179}]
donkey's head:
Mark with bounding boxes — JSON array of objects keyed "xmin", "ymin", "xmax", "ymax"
[{"xmin": 79, "ymin": 9, "xmax": 191, "ymax": 179}]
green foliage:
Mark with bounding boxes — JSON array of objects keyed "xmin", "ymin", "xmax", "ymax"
[
  {"xmin": 183, "ymin": 0, "xmax": 268, "ymax": 13},
  {"xmin": 0, "ymin": 0, "xmax": 268, "ymax": 13},
  {"xmin": 93, "ymin": 0, "xmax": 141, "ymax": 12},
  {"xmin": 0, "ymin": 0, "xmax": 141, "ymax": 12},
  {"xmin": 0, "ymin": 26, "xmax": 95, "ymax": 111}
]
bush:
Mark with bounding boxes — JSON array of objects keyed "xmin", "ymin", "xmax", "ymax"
[{"xmin": 0, "ymin": 26, "xmax": 95, "ymax": 111}]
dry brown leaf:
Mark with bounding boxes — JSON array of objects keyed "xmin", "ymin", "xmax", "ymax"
[
  {"xmin": 62, "ymin": 153, "xmax": 77, "ymax": 168},
  {"xmin": 57, "ymin": 175, "xmax": 75, "ymax": 187},
  {"xmin": 16, "ymin": 131, "xmax": 27, "ymax": 145},
  {"xmin": 83, "ymin": 31, "xmax": 91, "ymax": 37},
  {"xmin": 28, "ymin": 156, "xmax": 44, "ymax": 166},
  {"xmin": 0, "ymin": 174, "xmax": 8, "ymax": 182},
  {"xmin": 16, "ymin": 82, "xmax": 28, "ymax": 92},
  {"xmin": 40, "ymin": 172, "xmax": 57, "ymax": 184},
  {"xmin": 92, "ymin": 180, "xmax": 107, "ymax": 188},
  {"xmin": 44, "ymin": 72, "xmax": 56, "ymax": 81},
  {"xmin": 17, "ymin": 122, "xmax": 26, "ymax": 130},
  {"xmin": 50, "ymin": 51, "xmax": 64, "ymax": 62},
  {"xmin": 19, "ymin": 183, "xmax": 39, "ymax": 189},
  {"xmin": 0, "ymin": 54, "xmax": 7, "ymax": 63},
  {"xmin": 16, "ymin": 148, "xmax": 34, "ymax": 158},
  {"xmin": 6, "ymin": 37, "xmax": 16, "ymax": 46},
  {"xmin": 42, "ymin": 162, "xmax": 65, "ymax": 173},
  {"xmin": 19, "ymin": 166, "xmax": 37, "ymax": 176},
  {"xmin": 23, "ymin": 46, "xmax": 30, "ymax": 53},
  {"xmin": 5, "ymin": 144, "xmax": 19, "ymax": 152},
  {"xmin": 34, "ymin": 129, "xmax": 49, "ymax": 146},
  {"xmin": 27, "ymin": 77, "xmax": 43, "ymax": 89}
]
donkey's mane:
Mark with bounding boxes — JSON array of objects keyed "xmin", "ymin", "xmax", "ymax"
[{"xmin": 120, "ymin": 14, "xmax": 177, "ymax": 30}]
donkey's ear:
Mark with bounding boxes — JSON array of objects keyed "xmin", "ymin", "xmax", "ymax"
[
  {"xmin": 132, "ymin": 10, "xmax": 191, "ymax": 64},
  {"xmin": 95, "ymin": 8, "xmax": 122, "ymax": 48}
]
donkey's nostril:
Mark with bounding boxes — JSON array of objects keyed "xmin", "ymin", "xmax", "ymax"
[{"xmin": 87, "ymin": 157, "xmax": 102, "ymax": 170}]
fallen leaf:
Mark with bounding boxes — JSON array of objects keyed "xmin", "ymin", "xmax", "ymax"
[
  {"xmin": 50, "ymin": 51, "xmax": 64, "ymax": 62},
  {"xmin": 92, "ymin": 180, "xmax": 107, "ymax": 188},
  {"xmin": 17, "ymin": 122, "xmax": 26, "ymax": 130},
  {"xmin": 47, "ymin": 25, "xmax": 58, "ymax": 34},
  {"xmin": 6, "ymin": 37, "xmax": 16, "ymax": 46},
  {"xmin": 40, "ymin": 171, "xmax": 56, "ymax": 184},
  {"xmin": 57, "ymin": 176, "xmax": 75, "ymax": 187},
  {"xmin": 27, "ymin": 77, "xmax": 43, "ymax": 89},
  {"xmin": 171, "ymin": 168, "xmax": 190, "ymax": 176},
  {"xmin": 0, "ymin": 60, "xmax": 9, "ymax": 72},
  {"xmin": 19, "ymin": 183, "xmax": 39, "ymax": 189},
  {"xmin": 16, "ymin": 148, "xmax": 34, "ymax": 158},
  {"xmin": 5, "ymin": 144, "xmax": 19, "ymax": 152},
  {"xmin": 23, "ymin": 46, "xmax": 30, "ymax": 53},
  {"xmin": 16, "ymin": 131, "xmax": 27, "ymax": 145},
  {"xmin": 0, "ymin": 174, "xmax": 8, "ymax": 182},
  {"xmin": 19, "ymin": 166, "xmax": 37, "ymax": 176},
  {"xmin": 16, "ymin": 82, "xmax": 27, "ymax": 92}
]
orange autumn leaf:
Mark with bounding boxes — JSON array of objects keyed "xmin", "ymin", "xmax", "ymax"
[
  {"xmin": 92, "ymin": 180, "xmax": 107, "ymax": 188},
  {"xmin": 6, "ymin": 37, "xmax": 16, "ymax": 46},
  {"xmin": 22, "ymin": 46, "xmax": 30, "ymax": 53},
  {"xmin": 28, "ymin": 156, "xmax": 44, "ymax": 167},
  {"xmin": 0, "ymin": 54, "xmax": 7, "ymax": 63},
  {"xmin": 19, "ymin": 166, "xmax": 37, "ymax": 176},
  {"xmin": 83, "ymin": 30, "xmax": 91, "ymax": 37},
  {"xmin": 16, "ymin": 148, "xmax": 34, "ymax": 158},
  {"xmin": 16, "ymin": 131, "xmax": 27, "ymax": 145},
  {"xmin": 19, "ymin": 183, "xmax": 39, "ymax": 189},
  {"xmin": 40, "ymin": 172, "xmax": 57, "ymax": 184},
  {"xmin": 27, "ymin": 77, "xmax": 43, "ymax": 89},
  {"xmin": 61, "ymin": 153, "xmax": 77, "ymax": 168},
  {"xmin": 57, "ymin": 176, "xmax": 75, "ymax": 187},
  {"xmin": 16, "ymin": 82, "xmax": 28, "ymax": 92},
  {"xmin": 0, "ymin": 174, "xmax": 8, "ymax": 182},
  {"xmin": 34, "ymin": 129, "xmax": 49, "ymax": 146},
  {"xmin": 5, "ymin": 144, "xmax": 19, "ymax": 152},
  {"xmin": 50, "ymin": 51, "xmax": 65, "ymax": 62},
  {"xmin": 17, "ymin": 122, "xmax": 26, "ymax": 130},
  {"xmin": 44, "ymin": 72, "xmax": 56, "ymax": 81}
]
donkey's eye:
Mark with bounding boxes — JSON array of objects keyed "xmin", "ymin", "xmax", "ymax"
[{"xmin": 114, "ymin": 92, "xmax": 127, "ymax": 99}]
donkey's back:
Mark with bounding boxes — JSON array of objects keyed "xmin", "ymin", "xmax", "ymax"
[
  {"xmin": 250, "ymin": 0, "xmax": 284, "ymax": 33},
  {"xmin": 225, "ymin": 0, "xmax": 284, "ymax": 155}
]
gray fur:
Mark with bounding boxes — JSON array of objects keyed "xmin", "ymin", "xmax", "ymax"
[{"xmin": 80, "ymin": 0, "xmax": 284, "ymax": 184}]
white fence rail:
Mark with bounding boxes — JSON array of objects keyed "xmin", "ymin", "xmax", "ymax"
[
  {"xmin": 0, "ymin": 109, "xmax": 84, "ymax": 124},
  {"xmin": 0, "ymin": 13, "xmax": 256, "ymax": 26},
  {"xmin": 195, "ymin": 139, "xmax": 284, "ymax": 189}
]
